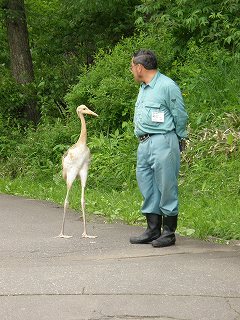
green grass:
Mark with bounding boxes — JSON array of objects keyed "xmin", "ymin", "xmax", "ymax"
[
  {"xmin": 179, "ymin": 189, "xmax": 240, "ymax": 240},
  {"xmin": 0, "ymin": 175, "xmax": 144, "ymax": 224},
  {"xmin": 1, "ymin": 170, "xmax": 239, "ymax": 242}
]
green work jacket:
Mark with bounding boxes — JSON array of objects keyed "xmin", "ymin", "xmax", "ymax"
[{"xmin": 134, "ymin": 71, "xmax": 188, "ymax": 139}]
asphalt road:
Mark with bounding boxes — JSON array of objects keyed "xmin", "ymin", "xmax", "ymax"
[{"xmin": 0, "ymin": 193, "xmax": 240, "ymax": 320}]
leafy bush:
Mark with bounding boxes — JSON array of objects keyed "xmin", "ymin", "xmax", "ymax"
[
  {"xmin": 0, "ymin": 116, "xmax": 80, "ymax": 178},
  {"xmin": 65, "ymin": 31, "xmax": 175, "ymax": 134},
  {"xmin": 170, "ymin": 43, "xmax": 240, "ymax": 128},
  {"xmin": 88, "ymin": 122, "xmax": 138, "ymax": 190},
  {"xmin": 135, "ymin": 0, "xmax": 240, "ymax": 52}
]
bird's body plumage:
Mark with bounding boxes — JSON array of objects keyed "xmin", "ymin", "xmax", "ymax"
[{"xmin": 62, "ymin": 144, "xmax": 90, "ymax": 183}]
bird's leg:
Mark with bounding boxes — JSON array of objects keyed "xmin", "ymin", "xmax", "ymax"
[
  {"xmin": 56, "ymin": 188, "xmax": 72, "ymax": 239},
  {"xmin": 81, "ymin": 185, "xmax": 97, "ymax": 239}
]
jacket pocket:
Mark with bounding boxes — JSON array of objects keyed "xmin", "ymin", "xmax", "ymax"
[{"xmin": 143, "ymin": 102, "xmax": 162, "ymax": 127}]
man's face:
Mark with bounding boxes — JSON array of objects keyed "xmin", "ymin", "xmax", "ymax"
[{"xmin": 130, "ymin": 59, "xmax": 143, "ymax": 83}]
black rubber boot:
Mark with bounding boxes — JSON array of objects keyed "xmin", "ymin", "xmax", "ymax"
[
  {"xmin": 130, "ymin": 214, "xmax": 162, "ymax": 244},
  {"xmin": 152, "ymin": 215, "xmax": 178, "ymax": 248}
]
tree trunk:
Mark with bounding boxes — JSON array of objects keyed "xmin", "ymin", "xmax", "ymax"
[{"xmin": 5, "ymin": 0, "xmax": 39, "ymax": 124}]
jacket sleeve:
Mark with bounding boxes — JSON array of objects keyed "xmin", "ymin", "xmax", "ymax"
[{"xmin": 166, "ymin": 82, "xmax": 188, "ymax": 139}]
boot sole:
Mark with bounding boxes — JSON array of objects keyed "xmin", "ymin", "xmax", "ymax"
[
  {"xmin": 130, "ymin": 234, "xmax": 161, "ymax": 244},
  {"xmin": 152, "ymin": 239, "xmax": 176, "ymax": 248}
]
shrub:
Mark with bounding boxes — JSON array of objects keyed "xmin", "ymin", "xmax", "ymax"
[
  {"xmin": 170, "ymin": 43, "xmax": 240, "ymax": 129},
  {"xmin": 65, "ymin": 31, "xmax": 175, "ymax": 134}
]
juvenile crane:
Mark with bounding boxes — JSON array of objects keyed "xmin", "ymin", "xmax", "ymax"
[{"xmin": 57, "ymin": 105, "xmax": 98, "ymax": 239}]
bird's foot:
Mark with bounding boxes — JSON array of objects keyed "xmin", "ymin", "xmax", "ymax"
[
  {"xmin": 82, "ymin": 232, "xmax": 97, "ymax": 239},
  {"xmin": 55, "ymin": 233, "xmax": 72, "ymax": 239}
]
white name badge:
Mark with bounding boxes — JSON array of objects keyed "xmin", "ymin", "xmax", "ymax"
[{"xmin": 152, "ymin": 111, "xmax": 164, "ymax": 123}]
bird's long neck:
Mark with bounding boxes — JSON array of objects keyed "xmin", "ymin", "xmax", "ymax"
[{"xmin": 76, "ymin": 113, "xmax": 87, "ymax": 145}]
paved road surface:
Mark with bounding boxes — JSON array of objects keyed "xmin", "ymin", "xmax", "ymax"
[{"xmin": 0, "ymin": 194, "xmax": 240, "ymax": 320}]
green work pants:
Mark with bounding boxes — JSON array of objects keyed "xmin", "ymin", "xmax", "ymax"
[{"xmin": 136, "ymin": 132, "xmax": 180, "ymax": 217}]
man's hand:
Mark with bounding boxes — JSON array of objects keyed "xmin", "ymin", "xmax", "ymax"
[{"xmin": 179, "ymin": 139, "xmax": 187, "ymax": 152}]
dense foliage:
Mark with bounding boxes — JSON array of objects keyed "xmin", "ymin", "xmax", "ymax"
[
  {"xmin": 0, "ymin": 0, "xmax": 140, "ymax": 121},
  {"xmin": 65, "ymin": 31, "xmax": 174, "ymax": 133},
  {"xmin": 0, "ymin": 0, "xmax": 239, "ymax": 240},
  {"xmin": 135, "ymin": 0, "xmax": 240, "ymax": 52}
]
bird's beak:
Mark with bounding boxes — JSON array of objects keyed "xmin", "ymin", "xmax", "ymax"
[{"xmin": 87, "ymin": 110, "xmax": 98, "ymax": 117}]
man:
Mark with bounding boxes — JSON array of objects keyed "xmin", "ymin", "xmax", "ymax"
[{"xmin": 129, "ymin": 50, "xmax": 188, "ymax": 247}]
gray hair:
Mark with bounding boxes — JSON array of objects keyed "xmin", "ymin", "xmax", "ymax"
[{"xmin": 133, "ymin": 50, "xmax": 158, "ymax": 70}]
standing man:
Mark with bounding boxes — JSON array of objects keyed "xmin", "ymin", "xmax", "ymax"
[{"xmin": 129, "ymin": 50, "xmax": 188, "ymax": 247}]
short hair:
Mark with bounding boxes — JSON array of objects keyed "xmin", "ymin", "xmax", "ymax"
[{"xmin": 133, "ymin": 50, "xmax": 158, "ymax": 70}]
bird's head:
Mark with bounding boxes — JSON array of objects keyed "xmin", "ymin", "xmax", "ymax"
[{"xmin": 76, "ymin": 105, "xmax": 98, "ymax": 117}]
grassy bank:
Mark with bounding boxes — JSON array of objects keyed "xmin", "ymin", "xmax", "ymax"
[{"xmin": 1, "ymin": 151, "xmax": 239, "ymax": 242}]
